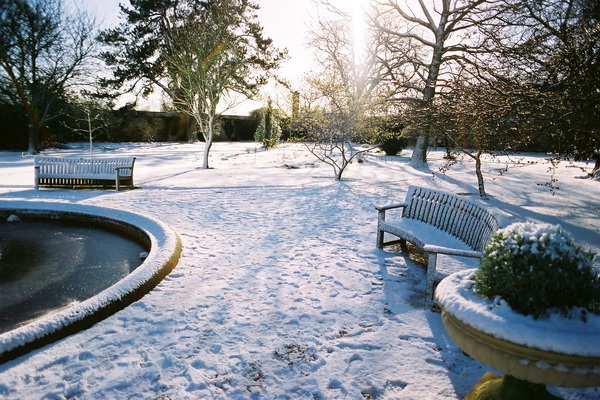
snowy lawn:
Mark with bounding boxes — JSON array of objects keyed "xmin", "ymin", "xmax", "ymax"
[{"xmin": 0, "ymin": 142, "xmax": 598, "ymax": 400}]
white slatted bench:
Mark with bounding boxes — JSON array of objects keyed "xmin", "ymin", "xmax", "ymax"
[
  {"xmin": 34, "ymin": 156, "xmax": 136, "ymax": 191},
  {"xmin": 376, "ymin": 186, "xmax": 504, "ymax": 304}
]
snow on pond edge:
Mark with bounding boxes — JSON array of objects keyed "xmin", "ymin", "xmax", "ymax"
[{"xmin": 0, "ymin": 200, "xmax": 182, "ymax": 363}]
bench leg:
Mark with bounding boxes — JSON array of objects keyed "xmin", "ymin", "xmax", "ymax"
[
  {"xmin": 34, "ymin": 166, "xmax": 40, "ymax": 190},
  {"xmin": 400, "ymin": 239, "xmax": 409, "ymax": 253},
  {"xmin": 425, "ymin": 253, "xmax": 438, "ymax": 309},
  {"xmin": 376, "ymin": 228, "xmax": 384, "ymax": 249},
  {"xmin": 376, "ymin": 209, "xmax": 386, "ymax": 249}
]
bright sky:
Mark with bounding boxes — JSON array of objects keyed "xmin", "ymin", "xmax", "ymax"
[{"xmin": 83, "ymin": 0, "xmax": 366, "ymax": 114}]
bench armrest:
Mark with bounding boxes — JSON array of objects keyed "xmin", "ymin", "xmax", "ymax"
[
  {"xmin": 375, "ymin": 202, "xmax": 408, "ymax": 211},
  {"xmin": 115, "ymin": 166, "xmax": 134, "ymax": 175},
  {"xmin": 422, "ymin": 244, "xmax": 482, "ymax": 259}
]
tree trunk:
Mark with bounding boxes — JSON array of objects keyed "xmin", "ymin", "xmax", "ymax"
[
  {"xmin": 409, "ymin": 27, "xmax": 444, "ymax": 168},
  {"xmin": 0, "ymin": 55, "xmax": 40, "ymax": 154},
  {"xmin": 202, "ymin": 138, "xmax": 212, "ymax": 169},
  {"xmin": 27, "ymin": 123, "xmax": 38, "ymax": 155},
  {"xmin": 591, "ymin": 151, "xmax": 600, "ymax": 177},
  {"xmin": 475, "ymin": 152, "xmax": 487, "ymax": 199},
  {"xmin": 409, "ymin": 132, "xmax": 428, "ymax": 168},
  {"xmin": 201, "ymin": 113, "xmax": 214, "ymax": 169},
  {"xmin": 88, "ymin": 114, "xmax": 94, "ymax": 158}
]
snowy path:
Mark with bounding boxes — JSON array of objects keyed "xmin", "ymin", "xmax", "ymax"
[{"xmin": 0, "ymin": 142, "xmax": 598, "ymax": 399}]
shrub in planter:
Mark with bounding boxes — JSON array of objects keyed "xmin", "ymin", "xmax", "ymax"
[{"xmin": 474, "ymin": 222, "xmax": 600, "ymax": 319}]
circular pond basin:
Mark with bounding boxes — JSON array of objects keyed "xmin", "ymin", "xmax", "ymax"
[
  {"xmin": 0, "ymin": 201, "xmax": 182, "ymax": 363},
  {"xmin": 0, "ymin": 220, "xmax": 147, "ymax": 334}
]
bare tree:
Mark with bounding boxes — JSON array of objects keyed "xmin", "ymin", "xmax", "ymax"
[
  {"xmin": 430, "ymin": 78, "xmax": 528, "ymax": 198},
  {"xmin": 433, "ymin": 0, "xmax": 600, "ymax": 192},
  {"xmin": 62, "ymin": 95, "xmax": 114, "ymax": 158},
  {"xmin": 372, "ymin": 0, "xmax": 493, "ymax": 168},
  {"xmin": 296, "ymin": 105, "xmax": 380, "ymax": 180},
  {"xmin": 0, "ymin": 0, "xmax": 98, "ymax": 153},
  {"xmin": 295, "ymin": 1, "xmax": 387, "ymax": 180}
]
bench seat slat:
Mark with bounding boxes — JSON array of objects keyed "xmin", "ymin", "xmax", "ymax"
[
  {"xmin": 422, "ymin": 244, "xmax": 482, "ymax": 259},
  {"xmin": 380, "ymin": 219, "xmax": 472, "ymax": 253},
  {"xmin": 430, "ymin": 254, "xmax": 480, "ymax": 280},
  {"xmin": 38, "ymin": 173, "xmax": 121, "ymax": 179}
]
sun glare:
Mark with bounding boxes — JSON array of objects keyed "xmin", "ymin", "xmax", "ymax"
[
  {"xmin": 351, "ymin": 0, "xmax": 368, "ymax": 63},
  {"xmin": 327, "ymin": 0, "xmax": 368, "ymax": 64}
]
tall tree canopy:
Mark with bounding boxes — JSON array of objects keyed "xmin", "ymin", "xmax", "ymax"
[
  {"xmin": 0, "ymin": 0, "xmax": 97, "ymax": 153},
  {"xmin": 372, "ymin": 0, "xmax": 492, "ymax": 167},
  {"xmin": 99, "ymin": 0, "xmax": 186, "ymax": 99},
  {"xmin": 476, "ymin": 0, "xmax": 600, "ymax": 160},
  {"xmin": 100, "ymin": 0, "xmax": 284, "ymax": 168},
  {"xmin": 368, "ymin": 0, "xmax": 598, "ymax": 182}
]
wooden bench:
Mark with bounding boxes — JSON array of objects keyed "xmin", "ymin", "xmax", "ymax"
[
  {"xmin": 376, "ymin": 186, "xmax": 504, "ymax": 304},
  {"xmin": 34, "ymin": 156, "xmax": 136, "ymax": 191}
]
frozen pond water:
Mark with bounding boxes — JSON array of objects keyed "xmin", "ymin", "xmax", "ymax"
[{"xmin": 0, "ymin": 220, "xmax": 147, "ymax": 333}]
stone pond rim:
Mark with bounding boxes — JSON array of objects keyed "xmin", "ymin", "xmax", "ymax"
[{"xmin": 0, "ymin": 201, "xmax": 182, "ymax": 364}]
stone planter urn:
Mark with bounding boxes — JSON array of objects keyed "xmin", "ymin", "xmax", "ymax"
[{"xmin": 435, "ymin": 269, "xmax": 600, "ymax": 400}]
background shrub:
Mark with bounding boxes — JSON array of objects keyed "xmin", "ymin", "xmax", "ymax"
[
  {"xmin": 379, "ymin": 136, "xmax": 407, "ymax": 156},
  {"xmin": 254, "ymin": 101, "xmax": 281, "ymax": 149}
]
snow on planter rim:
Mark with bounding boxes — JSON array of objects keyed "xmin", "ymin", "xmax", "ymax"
[
  {"xmin": 0, "ymin": 200, "xmax": 182, "ymax": 363},
  {"xmin": 435, "ymin": 269, "xmax": 600, "ymax": 357}
]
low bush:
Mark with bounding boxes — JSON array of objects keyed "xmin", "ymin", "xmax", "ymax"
[{"xmin": 379, "ymin": 136, "xmax": 407, "ymax": 156}]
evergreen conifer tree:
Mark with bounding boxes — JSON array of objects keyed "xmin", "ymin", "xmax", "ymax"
[{"xmin": 254, "ymin": 100, "xmax": 281, "ymax": 149}]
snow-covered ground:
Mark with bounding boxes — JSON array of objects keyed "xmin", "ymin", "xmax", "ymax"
[{"xmin": 0, "ymin": 142, "xmax": 598, "ymax": 400}]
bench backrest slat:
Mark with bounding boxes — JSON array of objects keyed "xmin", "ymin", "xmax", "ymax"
[
  {"xmin": 472, "ymin": 207, "xmax": 492, "ymax": 248},
  {"xmin": 402, "ymin": 186, "xmax": 502, "ymax": 251},
  {"xmin": 461, "ymin": 202, "xmax": 481, "ymax": 247}
]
